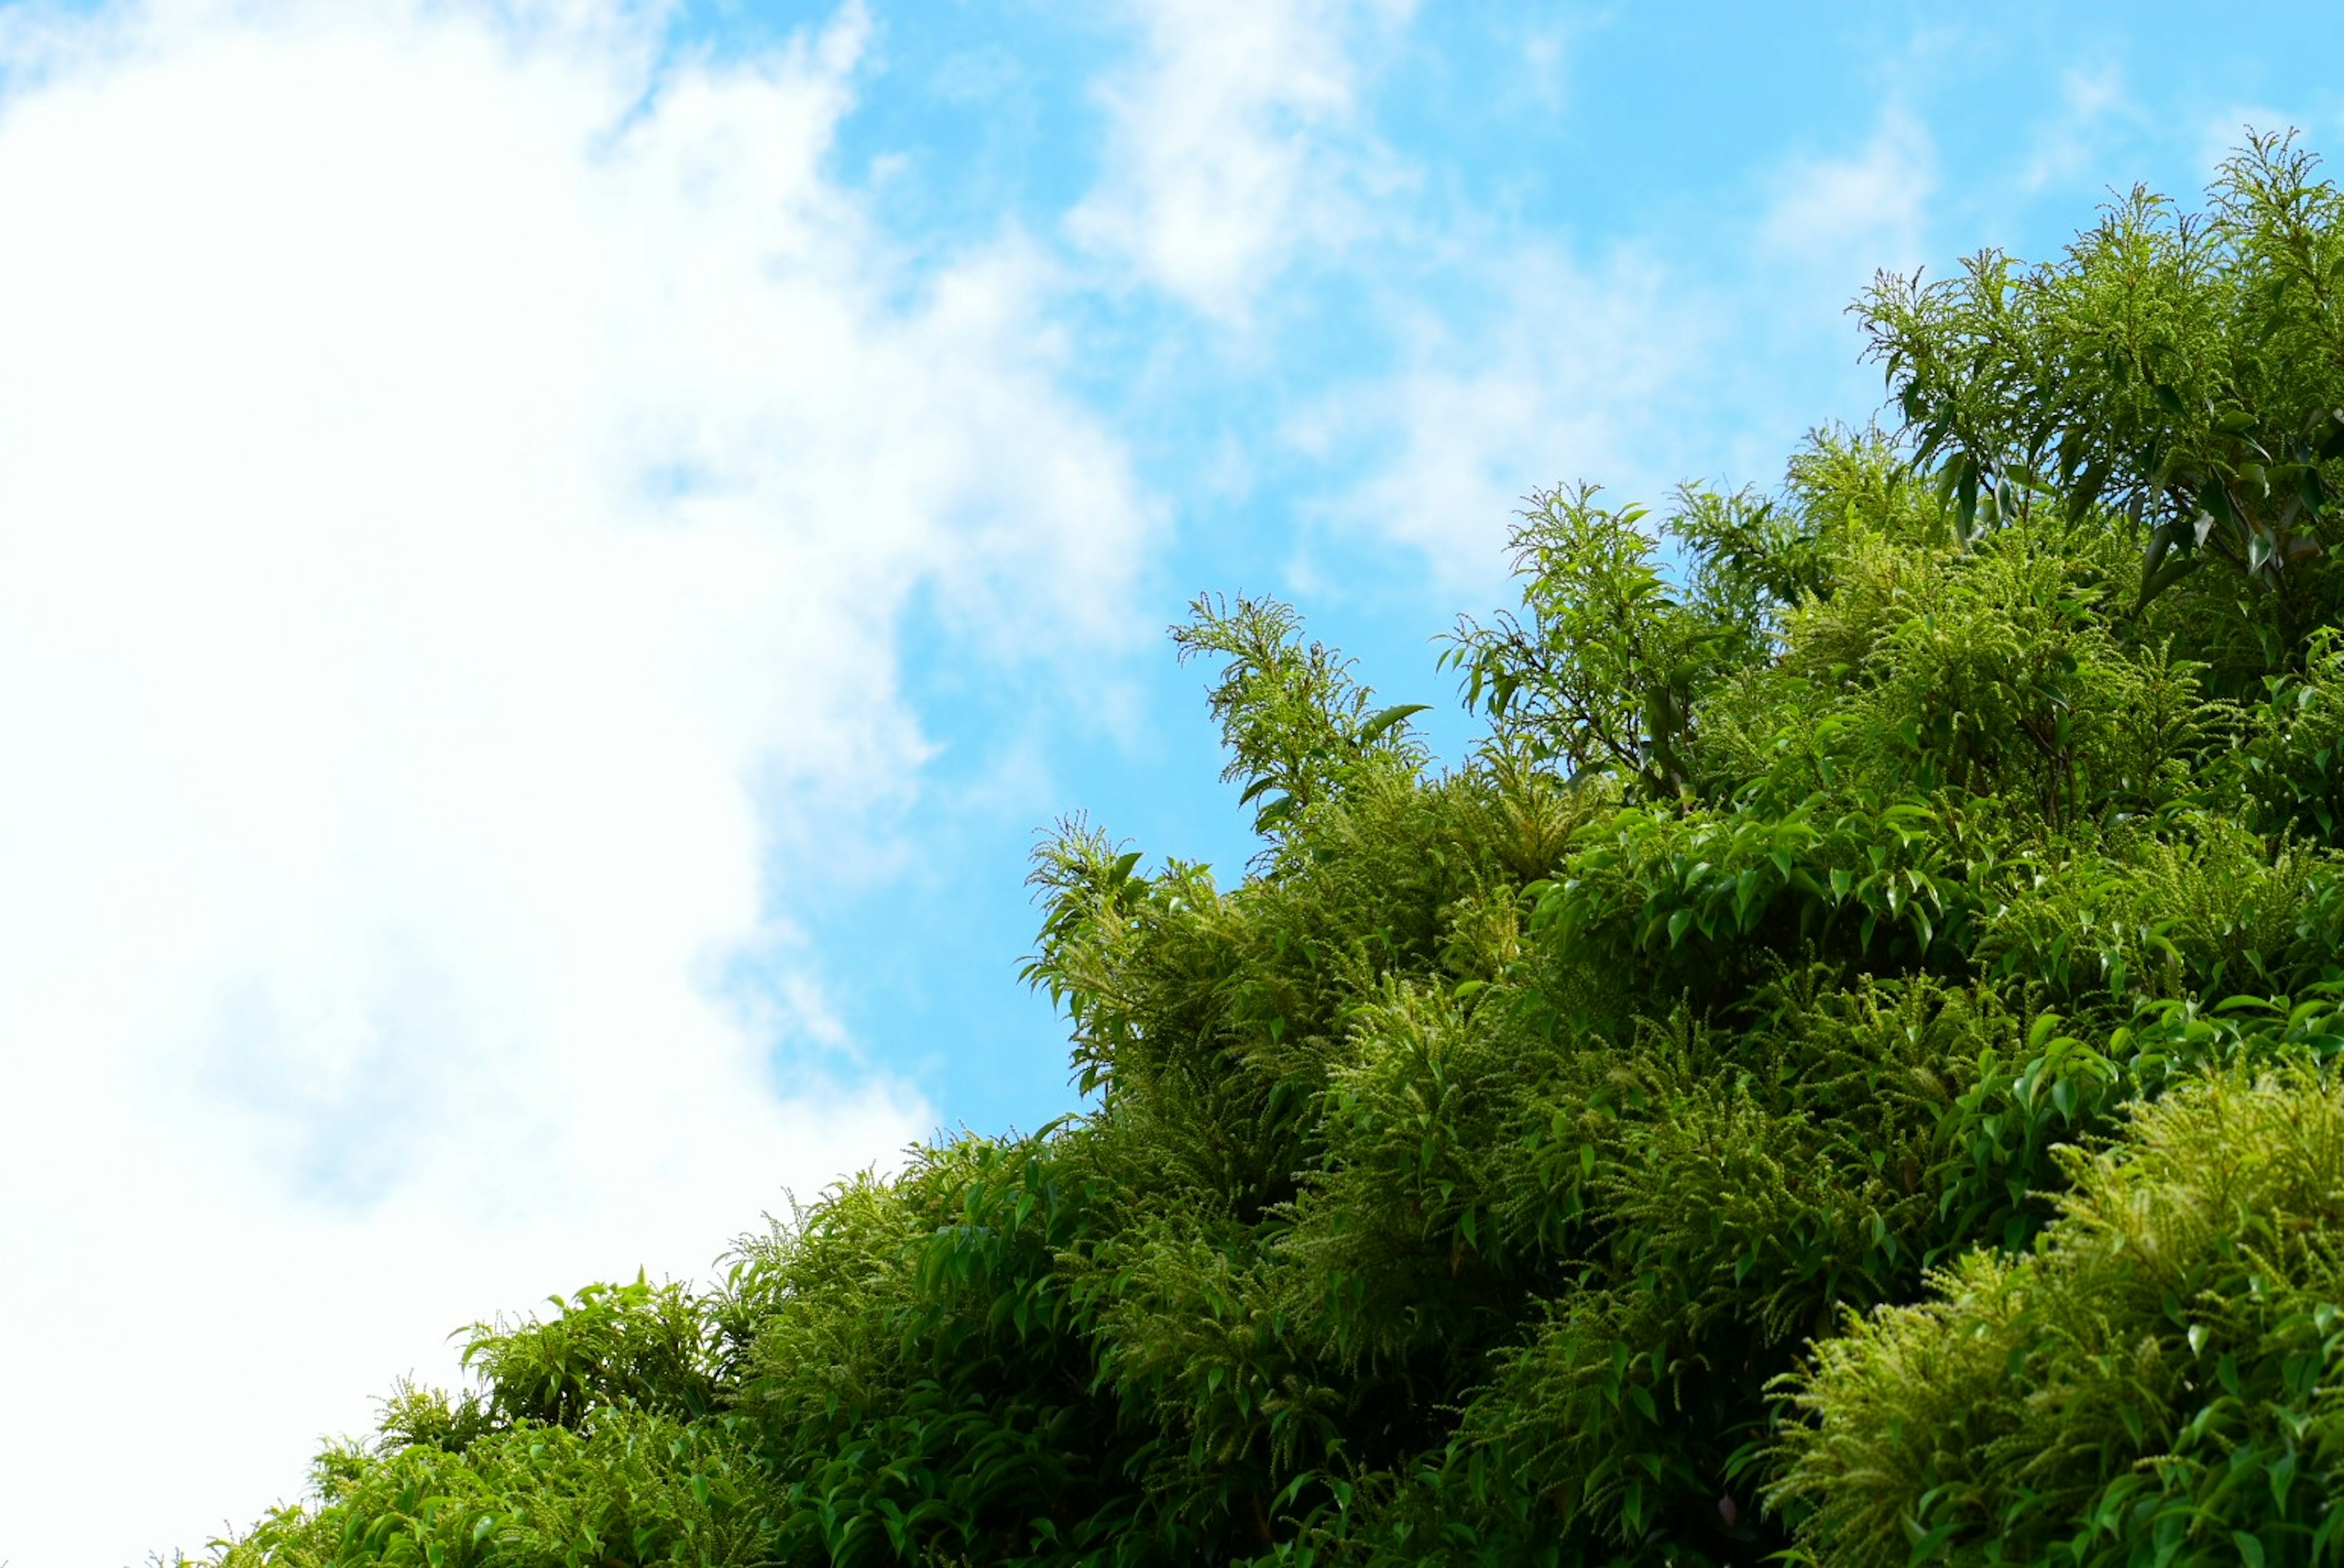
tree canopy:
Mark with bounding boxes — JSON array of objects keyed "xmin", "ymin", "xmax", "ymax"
[{"xmin": 203, "ymin": 133, "xmax": 2344, "ymax": 1568}]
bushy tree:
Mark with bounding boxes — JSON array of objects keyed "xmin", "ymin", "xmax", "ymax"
[{"xmin": 200, "ymin": 137, "xmax": 2344, "ymax": 1568}]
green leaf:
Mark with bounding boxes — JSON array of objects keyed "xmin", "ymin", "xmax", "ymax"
[
  {"xmin": 1356, "ymin": 703, "xmax": 1432, "ymax": 746},
  {"xmin": 2138, "ymin": 547, "xmax": 2203, "ymax": 608},
  {"xmin": 1905, "ymin": 1519, "xmax": 1956, "ymax": 1564}
]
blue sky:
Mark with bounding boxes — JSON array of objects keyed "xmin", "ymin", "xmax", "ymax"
[
  {"xmin": 713, "ymin": 0, "xmax": 2344, "ymax": 1138},
  {"xmin": 1, "ymin": 0, "xmax": 2340, "ymax": 1559}
]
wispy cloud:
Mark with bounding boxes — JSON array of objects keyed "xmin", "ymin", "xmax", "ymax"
[
  {"xmin": 1068, "ymin": 0, "xmax": 1416, "ymax": 325},
  {"xmin": 2196, "ymin": 104, "xmax": 2310, "ymax": 181},
  {"xmin": 1513, "ymin": 10, "xmax": 1586, "ymax": 112},
  {"xmin": 1759, "ymin": 106, "xmax": 1937, "ymax": 281},
  {"xmin": 2018, "ymin": 63, "xmax": 2133, "ymax": 194},
  {"xmin": 1284, "ymin": 93, "xmax": 1949, "ymax": 596},
  {"xmin": 1292, "ymin": 240, "xmax": 1707, "ymax": 594},
  {"xmin": 0, "ymin": 1, "xmax": 1147, "ymax": 1558}
]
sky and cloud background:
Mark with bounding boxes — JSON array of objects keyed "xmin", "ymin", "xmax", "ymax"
[{"xmin": 1, "ymin": 0, "xmax": 2340, "ymax": 1558}]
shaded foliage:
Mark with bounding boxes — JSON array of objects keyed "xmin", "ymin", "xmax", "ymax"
[{"xmin": 1776, "ymin": 1064, "xmax": 2344, "ymax": 1568}]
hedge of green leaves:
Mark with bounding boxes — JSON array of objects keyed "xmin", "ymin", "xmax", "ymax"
[{"xmin": 208, "ymin": 135, "xmax": 2344, "ymax": 1568}]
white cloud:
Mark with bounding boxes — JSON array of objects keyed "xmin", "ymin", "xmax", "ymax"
[
  {"xmin": 1760, "ymin": 106, "xmax": 1936, "ymax": 283},
  {"xmin": 0, "ymin": 1, "xmax": 1148, "ymax": 1559},
  {"xmin": 1068, "ymin": 0, "xmax": 1415, "ymax": 324},
  {"xmin": 2018, "ymin": 63, "xmax": 2132, "ymax": 194},
  {"xmin": 2196, "ymin": 104, "xmax": 2306, "ymax": 181},
  {"xmin": 1515, "ymin": 16, "xmax": 1575, "ymax": 110},
  {"xmin": 1293, "ymin": 107, "xmax": 1947, "ymax": 596},
  {"xmin": 1289, "ymin": 242, "xmax": 1709, "ymax": 595}
]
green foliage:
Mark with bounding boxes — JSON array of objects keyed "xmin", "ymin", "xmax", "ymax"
[
  {"xmin": 1442, "ymin": 483, "xmax": 1782, "ymax": 795},
  {"xmin": 198, "ymin": 139, "xmax": 2344, "ymax": 1568},
  {"xmin": 1175, "ymin": 593, "xmax": 1430, "ymax": 838},
  {"xmin": 460, "ymin": 1276, "xmax": 726, "ymax": 1431},
  {"xmin": 219, "ymin": 1411, "xmax": 778, "ymax": 1567},
  {"xmin": 1865, "ymin": 131, "xmax": 2344, "ymax": 656},
  {"xmin": 1774, "ymin": 1066, "xmax": 2344, "ymax": 1568},
  {"xmin": 2242, "ymin": 627, "xmax": 2344, "ymax": 838}
]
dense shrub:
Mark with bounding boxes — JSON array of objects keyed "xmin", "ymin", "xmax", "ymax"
[{"xmin": 1775, "ymin": 1066, "xmax": 2344, "ymax": 1568}]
